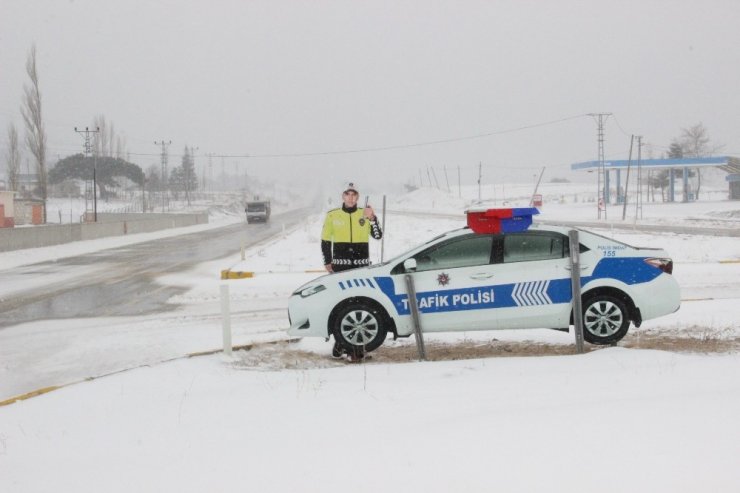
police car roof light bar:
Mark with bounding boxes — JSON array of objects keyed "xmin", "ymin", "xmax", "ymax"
[{"xmin": 465, "ymin": 207, "xmax": 539, "ymax": 234}]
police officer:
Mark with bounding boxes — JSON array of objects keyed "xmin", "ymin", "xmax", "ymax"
[
  {"xmin": 321, "ymin": 182, "xmax": 383, "ymax": 360},
  {"xmin": 321, "ymin": 182, "xmax": 382, "ymax": 273}
]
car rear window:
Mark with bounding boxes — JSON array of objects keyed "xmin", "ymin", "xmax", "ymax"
[{"xmin": 503, "ymin": 232, "xmax": 568, "ymax": 263}]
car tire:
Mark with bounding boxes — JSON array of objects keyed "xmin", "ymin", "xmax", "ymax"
[
  {"xmin": 581, "ymin": 294, "xmax": 630, "ymax": 345},
  {"xmin": 332, "ymin": 301, "xmax": 388, "ymax": 355}
]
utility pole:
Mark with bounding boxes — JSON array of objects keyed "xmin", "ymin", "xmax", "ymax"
[
  {"xmin": 188, "ymin": 146, "xmax": 198, "ymax": 206},
  {"xmin": 75, "ymin": 126, "xmax": 100, "ymax": 222},
  {"xmin": 154, "ymin": 140, "xmax": 171, "ymax": 212},
  {"xmin": 588, "ymin": 113, "xmax": 612, "ymax": 219},
  {"xmin": 205, "ymin": 152, "xmax": 215, "ymax": 195},
  {"xmin": 443, "ymin": 165, "xmax": 451, "ymax": 192}
]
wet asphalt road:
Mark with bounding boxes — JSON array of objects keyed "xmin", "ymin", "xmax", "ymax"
[{"xmin": 0, "ymin": 208, "xmax": 311, "ymax": 329}]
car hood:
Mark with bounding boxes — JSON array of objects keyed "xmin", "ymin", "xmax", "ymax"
[{"xmin": 292, "ymin": 266, "xmax": 378, "ymax": 294}]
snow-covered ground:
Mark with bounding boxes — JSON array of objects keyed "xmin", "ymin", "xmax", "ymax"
[{"xmin": 1, "ymin": 184, "xmax": 739, "ymax": 492}]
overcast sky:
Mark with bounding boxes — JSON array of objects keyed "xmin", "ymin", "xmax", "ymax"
[{"xmin": 2, "ymin": 0, "xmax": 739, "ymax": 193}]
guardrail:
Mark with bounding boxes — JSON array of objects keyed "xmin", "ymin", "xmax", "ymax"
[{"xmin": 0, "ymin": 212, "xmax": 209, "ymax": 252}]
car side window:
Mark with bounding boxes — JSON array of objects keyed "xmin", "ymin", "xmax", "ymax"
[
  {"xmin": 412, "ymin": 234, "xmax": 494, "ymax": 272},
  {"xmin": 503, "ymin": 232, "xmax": 568, "ymax": 263}
]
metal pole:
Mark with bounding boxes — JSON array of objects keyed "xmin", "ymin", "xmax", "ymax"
[
  {"xmin": 431, "ymin": 167, "xmax": 440, "ymax": 189},
  {"xmin": 404, "ymin": 274, "xmax": 426, "ymax": 361},
  {"xmin": 93, "ymin": 164, "xmax": 97, "ymax": 222},
  {"xmin": 220, "ymin": 284, "xmax": 233, "ymax": 356},
  {"xmin": 622, "ymin": 135, "xmax": 634, "ymax": 220},
  {"xmin": 528, "ymin": 166, "xmax": 546, "ymax": 206},
  {"xmin": 457, "ymin": 165, "xmax": 461, "ymax": 198},
  {"xmin": 568, "ymin": 230, "xmax": 585, "ymax": 354}
]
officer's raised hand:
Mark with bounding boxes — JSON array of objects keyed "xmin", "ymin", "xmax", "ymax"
[{"xmin": 363, "ymin": 205, "xmax": 376, "ymax": 221}]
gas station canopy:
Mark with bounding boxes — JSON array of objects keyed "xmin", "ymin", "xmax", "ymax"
[{"xmin": 571, "ymin": 156, "xmax": 740, "ymax": 174}]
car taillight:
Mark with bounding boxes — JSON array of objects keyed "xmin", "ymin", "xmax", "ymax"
[{"xmin": 645, "ymin": 257, "xmax": 673, "ymax": 274}]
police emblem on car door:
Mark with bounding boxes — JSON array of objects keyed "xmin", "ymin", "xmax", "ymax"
[{"xmin": 397, "ymin": 232, "xmax": 499, "ymax": 332}]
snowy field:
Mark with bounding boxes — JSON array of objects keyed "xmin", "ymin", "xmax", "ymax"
[{"xmin": 1, "ymin": 183, "xmax": 739, "ymax": 492}]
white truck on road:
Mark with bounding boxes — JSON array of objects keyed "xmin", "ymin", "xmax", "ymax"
[{"xmin": 245, "ymin": 200, "xmax": 271, "ymax": 224}]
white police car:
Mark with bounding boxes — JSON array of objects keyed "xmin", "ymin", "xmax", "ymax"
[{"xmin": 288, "ymin": 208, "xmax": 680, "ymax": 355}]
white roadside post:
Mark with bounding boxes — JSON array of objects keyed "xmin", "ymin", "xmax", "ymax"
[
  {"xmin": 220, "ymin": 283, "xmax": 233, "ymax": 356},
  {"xmin": 569, "ymin": 230, "xmax": 585, "ymax": 354},
  {"xmin": 404, "ymin": 272, "xmax": 427, "ymax": 361}
]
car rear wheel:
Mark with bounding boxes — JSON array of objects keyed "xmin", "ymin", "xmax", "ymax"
[
  {"xmin": 582, "ymin": 294, "xmax": 630, "ymax": 344},
  {"xmin": 332, "ymin": 301, "xmax": 388, "ymax": 355}
]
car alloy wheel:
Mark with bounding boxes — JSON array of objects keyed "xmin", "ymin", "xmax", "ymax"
[
  {"xmin": 332, "ymin": 301, "xmax": 388, "ymax": 354},
  {"xmin": 340, "ymin": 309, "xmax": 379, "ymax": 346},
  {"xmin": 582, "ymin": 295, "xmax": 630, "ymax": 344}
]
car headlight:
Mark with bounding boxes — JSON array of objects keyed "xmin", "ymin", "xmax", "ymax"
[{"xmin": 295, "ymin": 284, "xmax": 326, "ymax": 298}]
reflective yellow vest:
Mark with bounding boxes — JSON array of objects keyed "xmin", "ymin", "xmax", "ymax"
[{"xmin": 321, "ymin": 207, "xmax": 374, "ymax": 243}]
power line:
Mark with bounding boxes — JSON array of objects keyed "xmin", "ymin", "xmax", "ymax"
[
  {"xmin": 38, "ymin": 113, "xmax": 589, "ymax": 160},
  {"xmin": 208, "ymin": 114, "xmax": 591, "ymax": 158}
]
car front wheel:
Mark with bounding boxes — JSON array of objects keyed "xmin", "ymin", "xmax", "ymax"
[
  {"xmin": 582, "ymin": 295, "xmax": 630, "ymax": 345},
  {"xmin": 332, "ymin": 301, "xmax": 388, "ymax": 355}
]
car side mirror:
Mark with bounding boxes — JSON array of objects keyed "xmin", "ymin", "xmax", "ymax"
[{"xmin": 403, "ymin": 258, "xmax": 417, "ymax": 273}]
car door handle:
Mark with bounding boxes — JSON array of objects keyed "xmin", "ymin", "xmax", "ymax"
[{"xmin": 470, "ymin": 273, "xmax": 494, "ymax": 280}]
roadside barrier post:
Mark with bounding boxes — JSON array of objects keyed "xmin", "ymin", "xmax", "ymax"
[
  {"xmin": 220, "ymin": 284, "xmax": 233, "ymax": 356},
  {"xmin": 404, "ymin": 274, "xmax": 427, "ymax": 361},
  {"xmin": 569, "ymin": 230, "xmax": 585, "ymax": 354}
]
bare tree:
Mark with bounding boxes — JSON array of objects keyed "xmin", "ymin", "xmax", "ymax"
[
  {"xmin": 92, "ymin": 114, "xmax": 128, "ymax": 159},
  {"xmin": 679, "ymin": 123, "xmax": 724, "ymax": 200},
  {"xmin": 93, "ymin": 115, "xmax": 109, "ymax": 156},
  {"xmin": 20, "ymin": 44, "xmax": 48, "ymax": 220},
  {"xmin": 5, "ymin": 123, "xmax": 21, "ymax": 191},
  {"xmin": 115, "ymin": 135, "xmax": 126, "ymax": 159},
  {"xmin": 108, "ymin": 123, "xmax": 115, "ymax": 158}
]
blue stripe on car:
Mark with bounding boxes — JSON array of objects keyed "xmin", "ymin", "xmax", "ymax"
[{"xmin": 373, "ymin": 258, "xmax": 662, "ymax": 316}]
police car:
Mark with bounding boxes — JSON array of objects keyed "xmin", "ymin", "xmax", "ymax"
[{"xmin": 288, "ymin": 208, "xmax": 680, "ymax": 355}]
